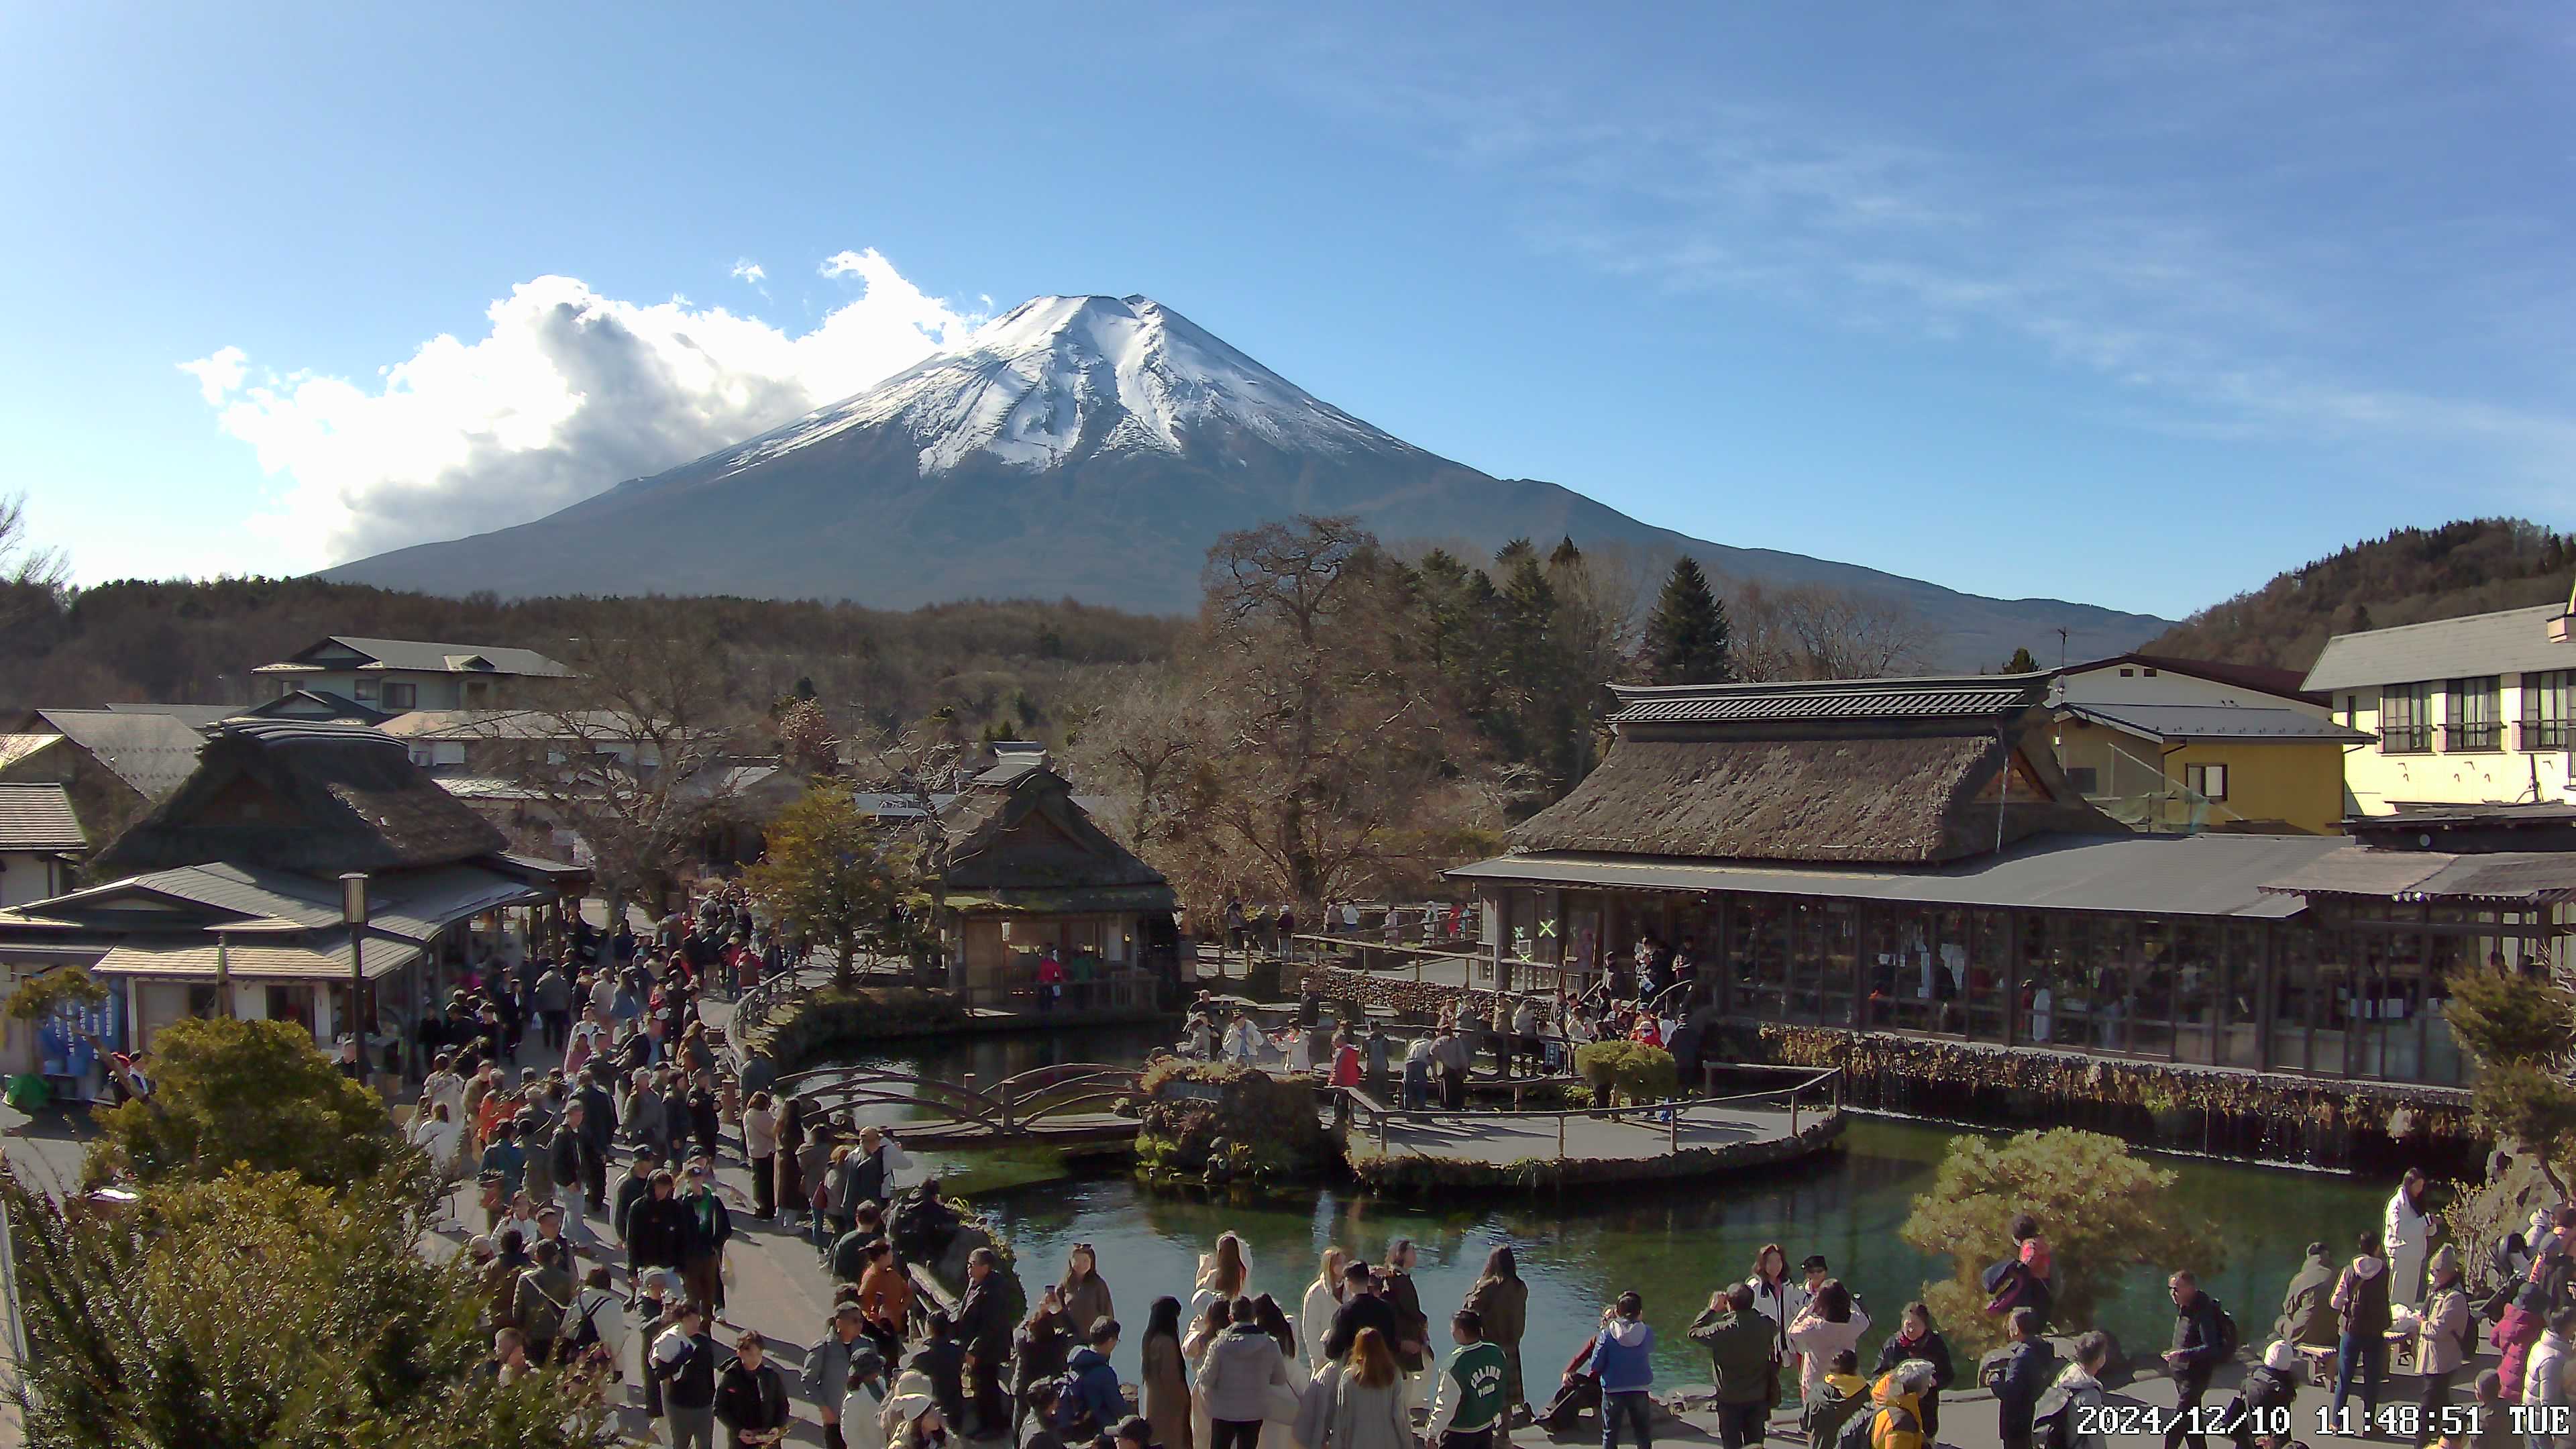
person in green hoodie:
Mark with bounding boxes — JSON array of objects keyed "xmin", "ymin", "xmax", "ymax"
[
  {"xmin": 1801, "ymin": 1350, "xmax": 1871, "ymax": 1449},
  {"xmin": 1692, "ymin": 1284, "xmax": 1781, "ymax": 1449}
]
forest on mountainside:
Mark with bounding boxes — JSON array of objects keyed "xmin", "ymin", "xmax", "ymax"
[
  {"xmin": 0, "ymin": 573, "xmax": 1185, "ymax": 742},
  {"xmin": 2143, "ymin": 519, "xmax": 2574, "ymax": 672}
]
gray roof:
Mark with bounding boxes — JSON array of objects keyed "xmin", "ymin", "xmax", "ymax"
[
  {"xmin": 32, "ymin": 709, "xmax": 209, "ymax": 798},
  {"xmin": 2304, "ymin": 604, "xmax": 2576, "ymax": 692},
  {"xmin": 1448, "ymin": 831, "xmax": 2347, "ymax": 919},
  {"xmin": 2260, "ymin": 847, "xmax": 2576, "ymax": 904},
  {"xmin": 101, "ymin": 702, "xmax": 240, "ymax": 729},
  {"xmin": 256, "ymin": 635, "xmax": 574, "ymax": 678},
  {"xmin": 1610, "ymin": 674, "xmax": 2049, "ymax": 725},
  {"xmin": 2061, "ymin": 702, "xmax": 2375, "ymax": 744},
  {"xmin": 0, "ymin": 783, "xmax": 85, "ymax": 853}
]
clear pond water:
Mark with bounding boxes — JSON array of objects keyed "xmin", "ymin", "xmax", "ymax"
[{"xmin": 826, "ymin": 1024, "xmax": 2387, "ymax": 1385}]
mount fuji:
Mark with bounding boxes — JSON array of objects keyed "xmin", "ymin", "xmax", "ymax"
[{"xmin": 323, "ymin": 294, "xmax": 2167, "ymax": 665}]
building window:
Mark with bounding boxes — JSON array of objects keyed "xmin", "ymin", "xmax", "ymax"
[
  {"xmin": 382, "ymin": 681, "xmax": 418, "ymax": 710},
  {"xmin": 2143, "ymin": 667, "xmax": 2158, "ymax": 677},
  {"xmin": 2184, "ymin": 763, "xmax": 2229, "ymax": 802},
  {"xmin": 2525, "ymin": 670, "xmax": 2573, "ymax": 751},
  {"xmin": 352, "ymin": 678, "xmax": 377, "ymax": 699},
  {"xmin": 2379, "ymin": 684, "xmax": 2432, "ymax": 753},
  {"xmin": 2118, "ymin": 667, "xmax": 2135, "ymax": 677},
  {"xmin": 2446, "ymin": 676, "xmax": 2500, "ymax": 751},
  {"xmin": 2067, "ymin": 766, "xmax": 2100, "ymax": 794}
]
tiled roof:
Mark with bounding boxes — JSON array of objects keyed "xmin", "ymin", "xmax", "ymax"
[
  {"xmin": 2261, "ymin": 846, "xmax": 2576, "ymax": 904},
  {"xmin": 0, "ymin": 783, "xmax": 85, "ymax": 852},
  {"xmin": 2305, "ymin": 605, "xmax": 2576, "ymax": 692},
  {"xmin": 1609, "ymin": 674, "xmax": 2049, "ymax": 725}
]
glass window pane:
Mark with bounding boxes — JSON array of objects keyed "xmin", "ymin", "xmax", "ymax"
[{"xmin": 1968, "ymin": 910, "xmax": 2010, "ymax": 1042}]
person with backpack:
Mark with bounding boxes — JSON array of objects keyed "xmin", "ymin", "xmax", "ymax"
[
  {"xmin": 1691, "ymin": 1284, "xmax": 1779, "ymax": 1449},
  {"xmin": 513, "ymin": 1237, "xmax": 578, "ymax": 1364},
  {"xmin": 2035, "ymin": 1332, "xmax": 2113, "ymax": 1449},
  {"xmin": 1841, "ymin": 1359, "xmax": 1935, "ymax": 1449},
  {"xmin": 1986, "ymin": 1307, "xmax": 2057, "ymax": 1449},
  {"xmin": 2163, "ymin": 1270, "xmax": 2235, "ymax": 1449},
  {"xmin": 568, "ymin": 1265, "xmax": 625, "ymax": 1378},
  {"xmin": 1799, "ymin": 1350, "xmax": 1869, "ymax": 1449},
  {"xmin": 1063, "ymin": 1316, "xmax": 1128, "ymax": 1444},
  {"xmin": 2331, "ymin": 1231, "xmax": 2395, "ymax": 1435},
  {"xmin": 651, "ymin": 1301, "xmax": 721, "ymax": 1449},
  {"xmin": 2223, "ymin": 1341, "xmax": 2304, "ymax": 1449},
  {"xmin": 1872, "ymin": 1303, "xmax": 1953, "ymax": 1444},
  {"xmin": 2414, "ymin": 1247, "xmax": 2475, "ymax": 1449}
]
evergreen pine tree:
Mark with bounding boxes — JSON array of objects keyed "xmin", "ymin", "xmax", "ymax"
[
  {"xmin": 1642, "ymin": 557, "xmax": 1733, "ymax": 684},
  {"xmin": 2001, "ymin": 647, "xmax": 2039, "ymax": 674}
]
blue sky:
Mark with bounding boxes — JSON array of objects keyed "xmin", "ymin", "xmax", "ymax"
[{"xmin": 3, "ymin": 3, "xmax": 2569, "ymax": 619}]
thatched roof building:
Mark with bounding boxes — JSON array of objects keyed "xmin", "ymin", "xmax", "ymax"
[
  {"xmin": 1507, "ymin": 675, "xmax": 2118, "ymax": 864},
  {"xmin": 92, "ymin": 719, "xmax": 506, "ymax": 878},
  {"xmin": 928, "ymin": 757, "xmax": 1178, "ymax": 998}
]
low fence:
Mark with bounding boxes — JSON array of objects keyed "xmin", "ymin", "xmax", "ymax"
[{"xmin": 1342, "ymin": 1061, "xmax": 1843, "ymax": 1163}]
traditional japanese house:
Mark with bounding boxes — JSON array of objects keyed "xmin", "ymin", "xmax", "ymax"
[
  {"xmin": 0, "ymin": 719, "xmax": 585, "ymax": 1091},
  {"xmin": 933, "ymin": 753, "xmax": 1179, "ymax": 1005},
  {"xmin": 1447, "ymin": 674, "xmax": 2564, "ymax": 1090}
]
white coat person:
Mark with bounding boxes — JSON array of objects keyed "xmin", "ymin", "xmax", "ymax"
[{"xmin": 2383, "ymin": 1167, "xmax": 2436, "ymax": 1308}]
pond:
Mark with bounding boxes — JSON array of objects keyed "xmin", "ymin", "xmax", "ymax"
[{"xmin": 824, "ymin": 1025, "xmax": 2387, "ymax": 1385}]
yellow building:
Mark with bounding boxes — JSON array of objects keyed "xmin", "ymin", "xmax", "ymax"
[{"xmin": 2049, "ymin": 654, "xmax": 2371, "ymax": 835}]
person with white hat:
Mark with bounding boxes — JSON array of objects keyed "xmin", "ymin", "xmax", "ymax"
[{"xmin": 881, "ymin": 1371, "xmax": 949, "ymax": 1449}]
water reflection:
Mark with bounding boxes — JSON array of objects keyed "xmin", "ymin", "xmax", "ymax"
[{"xmin": 826, "ymin": 1030, "xmax": 2383, "ymax": 1383}]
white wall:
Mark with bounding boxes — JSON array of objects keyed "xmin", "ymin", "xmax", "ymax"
[
  {"xmin": 0, "ymin": 853, "xmax": 63, "ymax": 910},
  {"xmin": 2335, "ymin": 673, "xmax": 2573, "ymax": 812}
]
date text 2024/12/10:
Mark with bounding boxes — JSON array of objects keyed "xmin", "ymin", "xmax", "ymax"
[{"xmin": 2074, "ymin": 1404, "xmax": 2504, "ymax": 1441}]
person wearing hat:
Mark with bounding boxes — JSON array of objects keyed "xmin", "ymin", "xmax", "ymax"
[
  {"xmin": 2224, "ymin": 1340, "xmax": 2305, "ymax": 1449},
  {"xmin": 882, "ymin": 1372, "xmax": 948, "ymax": 1449},
  {"xmin": 810, "ymin": 1303, "xmax": 877, "ymax": 1449},
  {"xmin": 841, "ymin": 1342, "xmax": 891, "ymax": 1449},
  {"xmin": 2410, "ymin": 1246, "xmax": 2473, "ymax": 1449}
]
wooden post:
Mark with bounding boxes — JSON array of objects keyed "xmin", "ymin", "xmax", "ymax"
[
  {"xmin": 1790, "ymin": 1088, "xmax": 1801, "ymax": 1137},
  {"xmin": 1556, "ymin": 1112, "xmax": 1566, "ymax": 1161},
  {"xmin": 1668, "ymin": 1103, "xmax": 1679, "ymax": 1155},
  {"xmin": 1000, "ymin": 1081, "xmax": 1015, "ymax": 1136}
]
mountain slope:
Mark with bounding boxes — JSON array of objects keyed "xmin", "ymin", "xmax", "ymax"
[
  {"xmin": 2145, "ymin": 519, "xmax": 2574, "ymax": 672},
  {"xmin": 326, "ymin": 294, "xmax": 2168, "ymax": 668}
]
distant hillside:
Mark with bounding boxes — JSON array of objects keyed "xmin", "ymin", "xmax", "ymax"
[{"xmin": 2146, "ymin": 519, "xmax": 2574, "ymax": 672}]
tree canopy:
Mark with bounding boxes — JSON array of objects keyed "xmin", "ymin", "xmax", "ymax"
[
  {"xmin": 89, "ymin": 1016, "xmax": 396, "ymax": 1191},
  {"xmin": 5, "ymin": 1165, "xmax": 612, "ymax": 1449},
  {"xmin": 1641, "ymin": 557, "xmax": 1733, "ymax": 685},
  {"xmin": 1900, "ymin": 1127, "xmax": 2218, "ymax": 1353},
  {"xmin": 744, "ymin": 782, "xmax": 934, "ymax": 985}
]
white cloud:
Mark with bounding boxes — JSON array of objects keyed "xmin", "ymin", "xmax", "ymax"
[
  {"xmin": 730, "ymin": 258, "xmax": 767, "ymax": 284},
  {"xmin": 183, "ymin": 248, "xmax": 979, "ymax": 570},
  {"xmin": 176, "ymin": 345, "xmax": 247, "ymax": 405}
]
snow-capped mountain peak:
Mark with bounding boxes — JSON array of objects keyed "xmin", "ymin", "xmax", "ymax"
[{"xmin": 718, "ymin": 293, "xmax": 1402, "ymax": 478}]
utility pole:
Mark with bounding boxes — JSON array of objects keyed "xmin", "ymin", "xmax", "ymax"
[{"xmin": 2055, "ymin": 628, "xmax": 2070, "ymax": 668}]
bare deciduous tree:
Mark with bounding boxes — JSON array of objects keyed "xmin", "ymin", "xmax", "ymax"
[{"xmin": 1725, "ymin": 579, "xmax": 1939, "ymax": 681}]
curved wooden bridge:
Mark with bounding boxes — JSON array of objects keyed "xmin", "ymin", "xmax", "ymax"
[{"xmin": 773, "ymin": 1061, "xmax": 1145, "ymax": 1148}]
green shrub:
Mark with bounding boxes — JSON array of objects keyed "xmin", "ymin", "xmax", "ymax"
[{"xmin": 1574, "ymin": 1042, "xmax": 1678, "ymax": 1105}]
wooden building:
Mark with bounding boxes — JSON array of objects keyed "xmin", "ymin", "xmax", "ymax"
[
  {"xmin": 934, "ymin": 754, "xmax": 1179, "ymax": 1004},
  {"xmin": 1450, "ymin": 675, "xmax": 2575, "ymax": 1091},
  {"xmin": 0, "ymin": 720, "xmax": 585, "ymax": 1092}
]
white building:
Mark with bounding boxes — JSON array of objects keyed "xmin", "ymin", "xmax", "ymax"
[
  {"xmin": 251, "ymin": 636, "xmax": 574, "ymax": 713},
  {"xmin": 2304, "ymin": 601, "xmax": 2576, "ymax": 814}
]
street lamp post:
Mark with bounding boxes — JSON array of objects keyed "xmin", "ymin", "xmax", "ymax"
[{"xmin": 341, "ymin": 873, "xmax": 368, "ymax": 1077}]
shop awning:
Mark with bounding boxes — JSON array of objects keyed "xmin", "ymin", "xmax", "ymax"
[
  {"xmin": 2261, "ymin": 847, "xmax": 2576, "ymax": 905},
  {"xmin": 1447, "ymin": 831, "xmax": 2344, "ymax": 920},
  {"xmin": 93, "ymin": 930, "xmax": 423, "ymax": 981}
]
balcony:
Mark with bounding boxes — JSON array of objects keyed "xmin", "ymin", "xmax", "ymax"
[
  {"xmin": 2440, "ymin": 722, "xmax": 2502, "ymax": 753},
  {"xmin": 2379, "ymin": 725, "xmax": 2432, "ymax": 755},
  {"xmin": 2522, "ymin": 718, "xmax": 2573, "ymax": 752}
]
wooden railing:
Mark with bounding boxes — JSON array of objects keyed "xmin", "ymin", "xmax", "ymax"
[
  {"xmin": 1339, "ymin": 1062, "xmax": 1842, "ymax": 1163},
  {"xmin": 773, "ymin": 1061, "xmax": 1145, "ymax": 1140}
]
